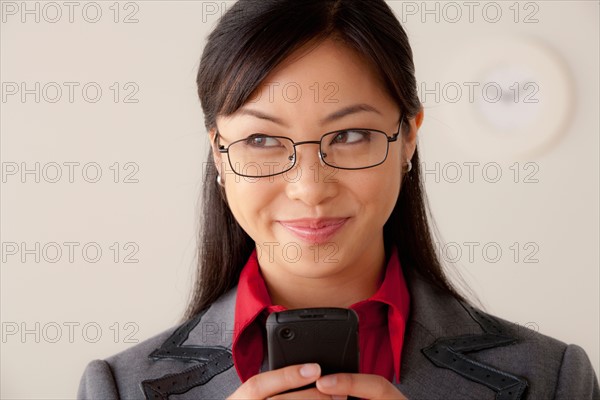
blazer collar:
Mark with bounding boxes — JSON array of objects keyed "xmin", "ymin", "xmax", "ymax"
[
  {"xmin": 179, "ymin": 268, "xmax": 474, "ymax": 349},
  {"xmin": 144, "ymin": 270, "xmax": 528, "ymax": 399}
]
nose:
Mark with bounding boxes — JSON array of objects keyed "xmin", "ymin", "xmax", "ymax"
[{"xmin": 284, "ymin": 143, "xmax": 338, "ymax": 207}]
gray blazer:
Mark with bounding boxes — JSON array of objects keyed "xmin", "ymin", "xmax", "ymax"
[{"xmin": 78, "ymin": 272, "xmax": 600, "ymax": 399}]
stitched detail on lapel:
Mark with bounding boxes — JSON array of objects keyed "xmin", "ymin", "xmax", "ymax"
[
  {"xmin": 445, "ymin": 333, "xmax": 515, "ymax": 353},
  {"xmin": 421, "ymin": 301, "xmax": 529, "ymax": 400},
  {"xmin": 141, "ymin": 351, "xmax": 233, "ymax": 400},
  {"xmin": 141, "ymin": 310, "xmax": 234, "ymax": 399},
  {"xmin": 461, "ymin": 302, "xmax": 507, "ymax": 335}
]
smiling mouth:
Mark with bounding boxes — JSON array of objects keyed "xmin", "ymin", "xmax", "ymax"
[{"xmin": 278, "ymin": 218, "xmax": 350, "ymax": 244}]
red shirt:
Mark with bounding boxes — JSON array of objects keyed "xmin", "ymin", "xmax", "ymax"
[{"xmin": 232, "ymin": 247, "xmax": 410, "ymax": 384}]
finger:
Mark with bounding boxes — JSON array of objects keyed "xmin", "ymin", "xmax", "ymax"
[
  {"xmin": 227, "ymin": 363, "xmax": 321, "ymax": 400},
  {"xmin": 269, "ymin": 387, "xmax": 334, "ymax": 400},
  {"xmin": 316, "ymin": 373, "xmax": 408, "ymax": 400}
]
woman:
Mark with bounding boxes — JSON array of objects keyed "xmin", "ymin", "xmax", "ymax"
[{"xmin": 78, "ymin": 1, "xmax": 600, "ymax": 399}]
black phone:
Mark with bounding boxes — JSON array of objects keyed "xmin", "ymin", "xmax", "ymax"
[{"xmin": 266, "ymin": 307, "xmax": 359, "ymax": 395}]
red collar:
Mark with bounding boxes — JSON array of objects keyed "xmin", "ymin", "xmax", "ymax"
[{"xmin": 232, "ymin": 247, "xmax": 410, "ymax": 384}]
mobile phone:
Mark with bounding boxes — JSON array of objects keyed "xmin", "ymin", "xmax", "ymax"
[{"xmin": 266, "ymin": 307, "xmax": 359, "ymax": 395}]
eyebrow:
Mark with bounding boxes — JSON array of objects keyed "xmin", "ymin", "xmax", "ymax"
[{"xmin": 236, "ymin": 104, "xmax": 382, "ymax": 127}]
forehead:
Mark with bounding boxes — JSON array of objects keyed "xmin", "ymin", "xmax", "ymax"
[{"xmin": 243, "ymin": 39, "xmax": 398, "ymax": 118}]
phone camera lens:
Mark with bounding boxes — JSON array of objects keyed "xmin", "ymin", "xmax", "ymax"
[{"xmin": 280, "ymin": 328, "xmax": 295, "ymax": 340}]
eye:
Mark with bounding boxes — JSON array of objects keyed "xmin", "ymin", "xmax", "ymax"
[
  {"xmin": 330, "ymin": 130, "xmax": 371, "ymax": 145},
  {"xmin": 245, "ymin": 134, "xmax": 282, "ymax": 148}
]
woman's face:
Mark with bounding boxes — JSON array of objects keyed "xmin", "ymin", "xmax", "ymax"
[{"xmin": 212, "ymin": 38, "xmax": 418, "ymax": 283}]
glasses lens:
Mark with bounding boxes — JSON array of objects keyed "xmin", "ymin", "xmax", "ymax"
[
  {"xmin": 226, "ymin": 136, "xmax": 295, "ymax": 177},
  {"xmin": 320, "ymin": 130, "xmax": 389, "ymax": 169}
]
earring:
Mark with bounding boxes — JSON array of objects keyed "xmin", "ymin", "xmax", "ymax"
[
  {"xmin": 405, "ymin": 160, "xmax": 412, "ymax": 173},
  {"xmin": 217, "ymin": 174, "xmax": 225, "ymax": 186}
]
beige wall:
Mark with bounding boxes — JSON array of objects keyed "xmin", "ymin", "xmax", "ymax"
[{"xmin": 1, "ymin": 1, "xmax": 598, "ymax": 397}]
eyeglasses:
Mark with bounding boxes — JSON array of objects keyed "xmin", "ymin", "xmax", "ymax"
[{"xmin": 215, "ymin": 115, "xmax": 404, "ymax": 178}]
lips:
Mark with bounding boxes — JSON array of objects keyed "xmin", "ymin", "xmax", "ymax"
[{"xmin": 278, "ymin": 218, "xmax": 349, "ymax": 244}]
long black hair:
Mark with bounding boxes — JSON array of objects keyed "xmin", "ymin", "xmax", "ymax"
[{"xmin": 185, "ymin": 0, "xmax": 479, "ymax": 320}]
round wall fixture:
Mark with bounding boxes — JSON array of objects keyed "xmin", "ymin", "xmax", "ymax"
[{"xmin": 438, "ymin": 36, "xmax": 574, "ymax": 160}]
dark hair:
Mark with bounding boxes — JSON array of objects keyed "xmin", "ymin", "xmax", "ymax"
[{"xmin": 185, "ymin": 0, "xmax": 479, "ymax": 320}]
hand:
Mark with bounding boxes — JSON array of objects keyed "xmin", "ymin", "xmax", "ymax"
[
  {"xmin": 315, "ymin": 372, "xmax": 409, "ymax": 400},
  {"xmin": 227, "ymin": 363, "xmax": 334, "ymax": 399}
]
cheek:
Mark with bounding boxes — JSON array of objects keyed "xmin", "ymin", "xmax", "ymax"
[
  {"xmin": 348, "ymin": 170, "xmax": 400, "ymax": 209},
  {"xmin": 383, "ymin": 146, "xmax": 403, "ymax": 191},
  {"xmin": 352, "ymin": 159, "xmax": 401, "ymax": 211},
  {"xmin": 224, "ymin": 180, "xmax": 280, "ymax": 237}
]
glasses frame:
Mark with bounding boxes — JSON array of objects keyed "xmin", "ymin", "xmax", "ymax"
[{"xmin": 215, "ymin": 114, "xmax": 405, "ymax": 178}]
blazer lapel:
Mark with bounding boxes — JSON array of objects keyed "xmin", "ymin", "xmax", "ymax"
[
  {"xmin": 141, "ymin": 288, "xmax": 239, "ymax": 399},
  {"xmin": 395, "ymin": 273, "xmax": 528, "ymax": 399}
]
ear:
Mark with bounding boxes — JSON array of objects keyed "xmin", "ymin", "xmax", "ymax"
[
  {"xmin": 414, "ymin": 105, "xmax": 424, "ymax": 129},
  {"xmin": 403, "ymin": 106, "xmax": 424, "ymax": 162},
  {"xmin": 208, "ymin": 128, "xmax": 223, "ymax": 177}
]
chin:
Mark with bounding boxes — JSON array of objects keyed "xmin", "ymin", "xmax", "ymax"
[{"xmin": 286, "ymin": 259, "xmax": 345, "ymax": 279}]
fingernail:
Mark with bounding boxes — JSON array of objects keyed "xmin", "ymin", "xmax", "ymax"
[
  {"xmin": 299, "ymin": 363, "xmax": 320, "ymax": 378},
  {"xmin": 319, "ymin": 375, "xmax": 337, "ymax": 387}
]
